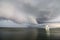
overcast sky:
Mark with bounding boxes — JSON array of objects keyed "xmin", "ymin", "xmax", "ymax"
[{"xmin": 0, "ymin": 0, "xmax": 60, "ymax": 27}]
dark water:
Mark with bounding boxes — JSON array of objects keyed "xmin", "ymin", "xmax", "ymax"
[
  {"xmin": 0, "ymin": 27, "xmax": 60, "ymax": 40},
  {"xmin": 0, "ymin": 27, "xmax": 49, "ymax": 40}
]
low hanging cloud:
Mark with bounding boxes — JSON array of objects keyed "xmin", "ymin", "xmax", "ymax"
[{"xmin": 0, "ymin": 0, "xmax": 60, "ymax": 27}]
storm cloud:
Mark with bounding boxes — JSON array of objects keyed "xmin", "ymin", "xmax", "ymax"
[{"xmin": 0, "ymin": 0, "xmax": 60, "ymax": 27}]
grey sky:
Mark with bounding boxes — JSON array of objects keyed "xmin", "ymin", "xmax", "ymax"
[{"xmin": 0, "ymin": 0, "xmax": 60, "ymax": 27}]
